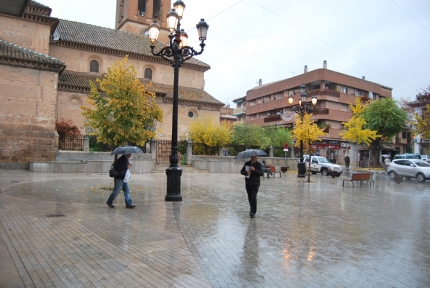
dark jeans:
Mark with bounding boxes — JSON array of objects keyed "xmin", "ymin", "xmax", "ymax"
[
  {"xmin": 245, "ymin": 183, "xmax": 259, "ymax": 215},
  {"xmin": 106, "ymin": 178, "xmax": 133, "ymax": 207}
]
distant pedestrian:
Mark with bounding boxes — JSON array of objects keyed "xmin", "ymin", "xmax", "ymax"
[
  {"xmin": 240, "ymin": 156, "xmax": 264, "ymax": 218},
  {"xmin": 106, "ymin": 154, "xmax": 135, "ymax": 209},
  {"xmin": 261, "ymin": 159, "xmax": 273, "ymax": 178},
  {"xmin": 344, "ymin": 155, "xmax": 350, "ymax": 169},
  {"xmin": 384, "ymin": 157, "xmax": 391, "ymax": 172}
]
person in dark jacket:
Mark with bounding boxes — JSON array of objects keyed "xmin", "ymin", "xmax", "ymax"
[
  {"xmin": 344, "ymin": 155, "xmax": 350, "ymax": 169},
  {"xmin": 240, "ymin": 156, "xmax": 264, "ymax": 218},
  {"xmin": 106, "ymin": 154, "xmax": 135, "ymax": 209},
  {"xmin": 261, "ymin": 159, "xmax": 273, "ymax": 178}
]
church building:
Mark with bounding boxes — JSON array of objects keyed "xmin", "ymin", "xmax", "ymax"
[{"xmin": 0, "ymin": 0, "xmax": 224, "ymax": 165}]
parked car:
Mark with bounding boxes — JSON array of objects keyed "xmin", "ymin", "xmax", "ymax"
[
  {"xmin": 301, "ymin": 155, "xmax": 343, "ymax": 176},
  {"xmin": 387, "ymin": 159, "xmax": 430, "ymax": 182},
  {"xmin": 420, "ymin": 155, "xmax": 430, "ymax": 163},
  {"xmin": 393, "ymin": 153, "xmax": 421, "ymax": 160}
]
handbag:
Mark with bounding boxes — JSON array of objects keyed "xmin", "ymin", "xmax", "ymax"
[{"xmin": 109, "ymin": 164, "xmax": 119, "ymax": 178}]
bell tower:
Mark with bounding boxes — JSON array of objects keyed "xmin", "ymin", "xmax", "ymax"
[{"xmin": 116, "ymin": 0, "xmax": 171, "ymax": 43}]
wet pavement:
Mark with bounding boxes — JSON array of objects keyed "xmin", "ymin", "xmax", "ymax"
[{"xmin": 0, "ymin": 169, "xmax": 429, "ymax": 287}]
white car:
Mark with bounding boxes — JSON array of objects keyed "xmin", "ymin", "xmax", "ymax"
[
  {"xmin": 420, "ymin": 155, "xmax": 430, "ymax": 163},
  {"xmin": 301, "ymin": 155, "xmax": 343, "ymax": 176},
  {"xmin": 387, "ymin": 159, "xmax": 430, "ymax": 182}
]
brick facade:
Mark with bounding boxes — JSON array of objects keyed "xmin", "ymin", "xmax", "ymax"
[
  {"xmin": 0, "ymin": 66, "xmax": 58, "ymax": 162},
  {"xmin": 0, "ymin": 1, "xmax": 224, "ymax": 163}
]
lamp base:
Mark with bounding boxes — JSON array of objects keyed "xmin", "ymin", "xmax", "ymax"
[
  {"xmin": 165, "ymin": 166, "xmax": 182, "ymax": 201},
  {"xmin": 297, "ymin": 162, "xmax": 306, "ymax": 178}
]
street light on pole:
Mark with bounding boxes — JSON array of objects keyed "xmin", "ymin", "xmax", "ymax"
[
  {"xmin": 148, "ymin": 0, "xmax": 209, "ymax": 201},
  {"xmin": 288, "ymin": 84, "xmax": 317, "ymax": 178}
]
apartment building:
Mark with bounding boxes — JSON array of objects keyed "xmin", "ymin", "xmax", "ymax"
[
  {"xmin": 236, "ymin": 61, "xmax": 393, "ymax": 164},
  {"xmin": 232, "ymin": 96, "xmax": 247, "ymax": 124}
]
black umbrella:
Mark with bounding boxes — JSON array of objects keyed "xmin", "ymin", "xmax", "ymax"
[
  {"xmin": 234, "ymin": 149, "xmax": 268, "ymax": 159},
  {"xmin": 111, "ymin": 145, "xmax": 144, "ymax": 155}
]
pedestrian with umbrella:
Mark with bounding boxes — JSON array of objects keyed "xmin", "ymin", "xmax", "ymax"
[
  {"xmin": 236, "ymin": 149, "xmax": 266, "ymax": 218},
  {"xmin": 106, "ymin": 146, "xmax": 143, "ymax": 209}
]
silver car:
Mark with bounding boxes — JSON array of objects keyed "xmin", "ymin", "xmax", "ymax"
[
  {"xmin": 420, "ymin": 155, "xmax": 430, "ymax": 163},
  {"xmin": 387, "ymin": 159, "xmax": 430, "ymax": 182}
]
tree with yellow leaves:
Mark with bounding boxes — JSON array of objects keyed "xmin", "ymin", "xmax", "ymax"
[
  {"xmin": 292, "ymin": 113, "xmax": 327, "ymax": 182},
  {"xmin": 188, "ymin": 117, "xmax": 232, "ymax": 155},
  {"xmin": 292, "ymin": 113, "xmax": 327, "ymax": 154},
  {"xmin": 81, "ymin": 56, "xmax": 163, "ymax": 146},
  {"xmin": 339, "ymin": 97, "xmax": 381, "ymax": 167}
]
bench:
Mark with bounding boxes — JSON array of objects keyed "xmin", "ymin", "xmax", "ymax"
[
  {"xmin": 343, "ymin": 172, "xmax": 374, "ymax": 187},
  {"xmin": 263, "ymin": 165, "xmax": 282, "ymax": 178}
]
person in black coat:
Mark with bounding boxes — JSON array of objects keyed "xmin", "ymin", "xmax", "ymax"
[
  {"xmin": 106, "ymin": 154, "xmax": 135, "ymax": 209},
  {"xmin": 344, "ymin": 155, "xmax": 350, "ymax": 169},
  {"xmin": 240, "ymin": 156, "xmax": 264, "ymax": 218}
]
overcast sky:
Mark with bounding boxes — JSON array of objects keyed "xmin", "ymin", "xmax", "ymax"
[{"xmin": 38, "ymin": 0, "xmax": 430, "ymax": 107}]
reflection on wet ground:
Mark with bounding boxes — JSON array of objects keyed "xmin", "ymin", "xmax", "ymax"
[{"xmin": 0, "ymin": 170, "xmax": 429, "ymax": 287}]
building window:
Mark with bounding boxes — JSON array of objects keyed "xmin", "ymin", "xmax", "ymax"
[
  {"xmin": 138, "ymin": 0, "xmax": 146, "ymax": 16},
  {"xmin": 153, "ymin": 0, "xmax": 161, "ymax": 19},
  {"xmin": 144, "ymin": 68, "xmax": 152, "ymax": 80},
  {"xmin": 188, "ymin": 111, "xmax": 194, "ymax": 118},
  {"xmin": 90, "ymin": 60, "xmax": 99, "ymax": 72}
]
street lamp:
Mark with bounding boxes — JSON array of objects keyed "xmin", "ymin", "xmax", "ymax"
[
  {"xmin": 288, "ymin": 84, "xmax": 317, "ymax": 178},
  {"xmin": 148, "ymin": 1, "xmax": 209, "ymax": 201}
]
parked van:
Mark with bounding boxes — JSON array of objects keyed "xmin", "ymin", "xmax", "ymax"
[{"xmin": 393, "ymin": 153, "xmax": 421, "ymax": 160}]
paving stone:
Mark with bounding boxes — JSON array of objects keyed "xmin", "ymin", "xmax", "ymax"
[{"xmin": 0, "ymin": 170, "xmax": 429, "ymax": 287}]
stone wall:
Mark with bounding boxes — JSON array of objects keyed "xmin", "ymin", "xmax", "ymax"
[
  {"xmin": 192, "ymin": 156, "xmax": 294, "ymax": 173},
  {"xmin": 30, "ymin": 151, "xmax": 154, "ymax": 173},
  {"xmin": 0, "ymin": 66, "xmax": 58, "ymax": 162}
]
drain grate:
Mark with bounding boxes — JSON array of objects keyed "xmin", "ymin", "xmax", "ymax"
[
  {"xmin": 10, "ymin": 181, "xmax": 20, "ymax": 183},
  {"xmin": 47, "ymin": 214, "xmax": 65, "ymax": 218}
]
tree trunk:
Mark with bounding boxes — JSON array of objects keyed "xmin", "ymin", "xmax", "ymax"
[{"xmin": 370, "ymin": 140, "xmax": 380, "ymax": 167}]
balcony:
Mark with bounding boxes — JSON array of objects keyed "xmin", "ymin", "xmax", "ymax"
[
  {"xmin": 308, "ymin": 89, "xmax": 340, "ymax": 98},
  {"xmin": 263, "ymin": 114, "xmax": 281, "ymax": 123},
  {"xmin": 313, "ymin": 108, "xmax": 329, "ymax": 115},
  {"xmin": 233, "ymin": 107, "xmax": 246, "ymax": 116}
]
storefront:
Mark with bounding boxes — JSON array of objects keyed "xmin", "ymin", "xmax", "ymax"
[{"xmin": 310, "ymin": 143, "xmax": 341, "ymax": 164}]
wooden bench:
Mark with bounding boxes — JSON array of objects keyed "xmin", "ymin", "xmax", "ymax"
[{"xmin": 343, "ymin": 172, "xmax": 374, "ymax": 187}]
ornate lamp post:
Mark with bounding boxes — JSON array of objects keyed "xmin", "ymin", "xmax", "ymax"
[
  {"xmin": 148, "ymin": 0, "xmax": 208, "ymax": 201},
  {"xmin": 288, "ymin": 84, "xmax": 317, "ymax": 178}
]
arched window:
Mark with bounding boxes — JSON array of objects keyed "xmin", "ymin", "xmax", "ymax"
[
  {"xmin": 153, "ymin": 0, "xmax": 161, "ymax": 19},
  {"xmin": 144, "ymin": 68, "xmax": 152, "ymax": 80},
  {"xmin": 90, "ymin": 60, "xmax": 99, "ymax": 72},
  {"xmin": 138, "ymin": 0, "xmax": 146, "ymax": 16}
]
